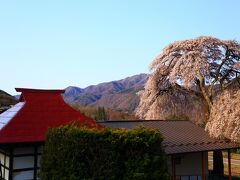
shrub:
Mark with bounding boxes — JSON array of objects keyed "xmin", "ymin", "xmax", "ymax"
[{"xmin": 40, "ymin": 125, "xmax": 168, "ymax": 180}]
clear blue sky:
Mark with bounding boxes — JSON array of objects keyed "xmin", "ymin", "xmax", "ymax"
[{"xmin": 1, "ymin": 0, "xmax": 240, "ymax": 95}]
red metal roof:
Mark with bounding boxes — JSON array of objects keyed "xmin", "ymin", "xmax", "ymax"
[{"xmin": 0, "ymin": 88, "xmax": 100, "ymax": 144}]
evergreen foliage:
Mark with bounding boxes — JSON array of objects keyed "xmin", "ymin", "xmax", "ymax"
[
  {"xmin": 40, "ymin": 125, "xmax": 168, "ymax": 180},
  {"xmin": 94, "ymin": 106, "xmax": 108, "ymax": 121}
]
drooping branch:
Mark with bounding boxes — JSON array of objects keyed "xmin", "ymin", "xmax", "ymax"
[
  {"xmin": 137, "ymin": 36, "xmax": 240, "ymax": 125},
  {"xmin": 208, "ymin": 47, "xmax": 229, "ymax": 97},
  {"xmin": 223, "ymin": 76, "xmax": 240, "ymax": 89}
]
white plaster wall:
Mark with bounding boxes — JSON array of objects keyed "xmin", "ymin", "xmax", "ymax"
[
  {"xmin": 0, "ymin": 152, "xmax": 4, "ymax": 165},
  {"xmin": 1, "ymin": 166, "xmax": 4, "ymax": 177},
  {"xmin": 4, "ymin": 169, "xmax": 9, "ymax": 180},
  {"xmin": 175, "ymin": 152, "xmax": 208, "ymax": 176},
  {"xmin": 5, "ymin": 156, "xmax": 9, "ymax": 167},
  {"xmin": 168, "ymin": 152, "xmax": 208, "ymax": 177}
]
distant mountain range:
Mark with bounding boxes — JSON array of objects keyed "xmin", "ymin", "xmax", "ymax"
[
  {"xmin": 64, "ymin": 74, "xmax": 148, "ymax": 112},
  {"xmin": 1, "ymin": 74, "xmax": 148, "ymax": 113}
]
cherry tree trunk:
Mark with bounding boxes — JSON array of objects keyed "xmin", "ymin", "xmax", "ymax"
[{"xmin": 212, "ymin": 150, "xmax": 224, "ymax": 177}]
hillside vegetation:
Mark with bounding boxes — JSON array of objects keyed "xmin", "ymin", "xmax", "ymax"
[
  {"xmin": 0, "ymin": 90, "xmax": 17, "ymax": 107},
  {"xmin": 64, "ymin": 74, "xmax": 148, "ymax": 113},
  {"xmin": 70, "ymin": 104, "xmax": 138, "ymax": 121}
]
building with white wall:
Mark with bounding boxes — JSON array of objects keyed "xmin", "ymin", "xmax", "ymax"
[
  {"xmin": 100, "ymin": 120, "xmax": 240, "ymax": 180},
  {"xmin": 0, "ymin": 88, "xmax": 99, "ymax": 180}
]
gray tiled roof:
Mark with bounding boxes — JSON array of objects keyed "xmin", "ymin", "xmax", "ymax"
[{"xmin": 99, "ymin": 120, "xmax": 240, "ymax": 155}]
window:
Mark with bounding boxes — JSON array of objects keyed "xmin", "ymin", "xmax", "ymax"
[
  {"xmin": 0, "ymin": 150, "xmax": 10, "ymax": 180},
  {"xmin": 13, "ymin": 170, "xmax": 34, "ymax": 180}
]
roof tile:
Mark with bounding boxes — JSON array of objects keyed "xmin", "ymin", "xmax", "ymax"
[
  {"xmin": 100, "ymin": 120, "xmax": 240, "ymax": 154},
  {"xmin": 0, "ymin": 88, "xmax": 100, "ymax": 144}
]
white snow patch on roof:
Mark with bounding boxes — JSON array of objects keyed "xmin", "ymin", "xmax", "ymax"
[{"xmin": 0, "ymin": 102, "xmax": 25, "ymax": 130}]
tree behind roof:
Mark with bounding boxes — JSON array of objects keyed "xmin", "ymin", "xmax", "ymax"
[{"xmin": 136, "ymin": 36, "xmax": 240, "ymax": 176}]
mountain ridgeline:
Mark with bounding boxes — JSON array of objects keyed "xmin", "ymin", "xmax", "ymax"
[
  {"xmin": 64, "ymin": 74, "xmax": 148, "ymax": 113},
  {"xmin": 0, "ymin": 90, "xmax": 17, "ymax": 107}
]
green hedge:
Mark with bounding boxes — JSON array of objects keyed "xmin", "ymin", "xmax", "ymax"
[{"xmin": 40, "ymin": 125, "xmax": 169, "ymax": 180}]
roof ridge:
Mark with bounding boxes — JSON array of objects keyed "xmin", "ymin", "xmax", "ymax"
[
  {"xmin": 99, "ymin": 120, "xmax": 190, "ymax": 123},
  {"xmin": 15, "ymin": 88, "xmax": 65, "ymax": 93}
]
